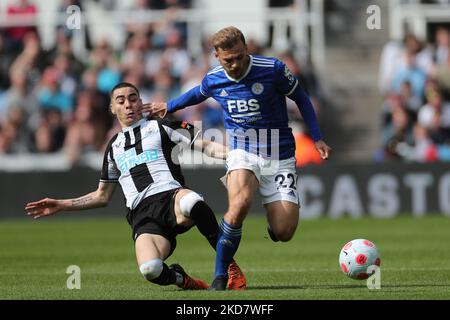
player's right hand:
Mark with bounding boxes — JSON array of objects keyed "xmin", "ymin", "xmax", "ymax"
[
  {"xmin": 25, "ymin": 198, "xmax": 61, "ymax": 219},
  {"xmin": 142, "ymin": 102, "xmax": 167, "ymax": 118},
  {"xmin": 314, "ymin": 140, "xmax": 332, "ymax": 160}
]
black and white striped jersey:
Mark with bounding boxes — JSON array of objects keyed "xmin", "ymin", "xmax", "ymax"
[{"xmin": 100, "ymin": 117, "xmax": 199, "ymax": 210}]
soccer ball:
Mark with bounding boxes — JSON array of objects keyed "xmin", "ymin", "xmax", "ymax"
[{"xmin": 339, "ymin": 239, "xmax": 381, "ymax": 280}]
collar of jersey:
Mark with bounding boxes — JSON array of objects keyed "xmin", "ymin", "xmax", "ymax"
[
  {"xmin": 224, "ymin": 55, "xmax": 253, "ymax": 83},
  {"xmin": 122, "ymin": 117, "xmax": 146, "ymax": 132}
]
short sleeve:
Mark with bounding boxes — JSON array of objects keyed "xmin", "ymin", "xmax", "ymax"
[
  {"xmin": 274, "ymin": 59, "xmax": 299, "ymax": 96},
  {"xmin": 100, "ymin": 134, "xmax": 120, "ymax": 182},
  {"xmin": 161, "ymin": 120, "xmax": 200, "ymax": 149}
]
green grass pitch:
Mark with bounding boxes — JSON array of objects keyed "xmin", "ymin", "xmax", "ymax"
[{"xmin": 1, "ymin": 215, "xmax": 449, "ymax": 299}]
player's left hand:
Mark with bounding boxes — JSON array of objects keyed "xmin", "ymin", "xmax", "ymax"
[
  {"xmin": 142, "ymin": 102, "xmax": 167, "ymax": 118},
  {"xmin": 25, "ymin": 198, "xmax": 62, "ymax": 219},
  {"xmin": 314, "ymin": 140, "xmax": 332, "ymax": 160}
]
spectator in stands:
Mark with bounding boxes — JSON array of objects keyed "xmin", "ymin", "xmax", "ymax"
[
  {"xmin": 411, "ymin": 123, "xmax": 438, "ymax": 162},
  {"xmin": 246, "ymin": 38, "xmax": 264, "ymax": 56},
  {"xmin": 1, "ymin": 67, "xmax": 40, "ymax": 146},
  {"xmin": 45, "ymin": 28, "xmax": 85, "ymax": 79},
  {"xmin": 1, "ymin": 68, "xmax": 35, "ymax": 123},
  {"xmin": 162, "ymin": 28, "xmax": 191, "ymax": 81},
  {"xmin": 418, "ymin": 88, "xmax": 450, "ymax": 144},
  {"xmin": 53, "ymin": 53, "xmax": 77, "ymax": 101},
  {"xmin": 88, "ymin": 39, "xmax": 122, "ymax": 94},
  {"xmin": 381, "ymin": 92, "xmax": 403, "ymax": 131},
  {"xmin": 379, "ymin": 34, "xmax": 433, "ymax": 94},
  {"xmin": 121, "ymin": 34, "xmax": 152, "ymax": 104},
  {"xmin": 36, "ymin": 67, "xmax": 73, "ymax": 115},
  {"xmin": 403, "ymin": 34, "xmax": 433, "ymax": 75},
  {"xmin": 379, "ymin": 29, "xmax": 450, "ymax": 162},
  {"xmin": 0, "ymin": 31, "xmax": 14, "ymax": 91},
  {"xmin": 80, "ymin": 68, "xmax": 113, "ymax": 129},
  {"xmin": 400, "ymin": 81, "xmax": 423, "ymax": 122},
  {"xmin": 433, "ymin": 26, "xmax": 450, "ymax": 66},
  {"xmin": 379, "ymin": 39, "xmax": 404, "ymax": 94},
  {"xmin": 149, "ymin": 4, "xmax": 188, "ymax": 50},
  {"xmin": 125, "ymin": 0, "xmax": 154, "ymax": 38},
  {"xmin": 64, "ymin": 91, "xmax": 109, "ymax": 164},
  {"xmin": 152, "ymin": 68, "xmax": 179, "ymax": 101},
  {"xmin": 122, "ymin": 31, "xmax": 151, "ymax": 72},
  {"xmin": 33, "ymin": 109, "xmax": 66, "ymax": 153},
  {"xmin": 383, "ymin": 103, "xmax": 414, "ymax": 160},
  {"xmin": 0, "ymin": 120, "xmax": 16, "ymax": 153},
  {"xmin": 433, "ymin": 47, "xmax": 450, "ymax": 99},
  {"xmin": 391, "ymin": 51, "xmax": 427, "ymax": 100},
  {"xmin": 4, "ymin": 0, "xmax": 37, "ymax": 53},
  {"xmin": 122, "ymin": 71, "xmax": 152, "ymax": 104},
  {"xmin": 0, "ymin": 104, "xmax": 33, "ymax": 153},
  {"xmin": 0, "ymin": 1, "xmax": 325, "ymax": 169},
  {"xmin": 9, "ymin": 31, "xmax": 45, "ymax": 90}
]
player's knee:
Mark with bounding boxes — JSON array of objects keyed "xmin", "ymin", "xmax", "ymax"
[
  {"xmin": 270, "ymin": 225, "xmax": 297, "ymax": 242},
  {"xmin": 139, "ymin": 258, "xmax": 163, "ymax": 282},
  {"xmin": 231, "ymin": 196, "xmax": 252, "ymax": 216},
  {"xmin": 179, "ymin": 191, "xmax": 204, "ymax": 217},
  {"xmin": 273, "ymin": 226, "xmax": 297, "ymax": 242},
  {"xmin": 225, "ymin": 202, "xmax": 251, "ymax": 226},
  {"xmin": 277, "ymin": 232, "xmax": 294, "ymax": 242}
]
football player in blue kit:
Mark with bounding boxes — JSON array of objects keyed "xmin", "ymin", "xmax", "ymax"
[{"xmin": 145, "ymin": 26, "xmax": 332, "ymax": 290}]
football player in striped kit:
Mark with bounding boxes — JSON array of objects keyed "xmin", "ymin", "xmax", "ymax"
[
  {"xmin": 25, "ymin": 82, "xmax": 246, "ymax": 290},
  {"xmin": 146, "ymin": 26, "xmax": 332, "ymax": 290}
]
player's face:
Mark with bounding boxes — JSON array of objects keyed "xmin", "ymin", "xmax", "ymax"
[
  {"xmin": 110, "ymin": 87, "xmax": 143, "ymax": 127},
  {"xmin": 215, "ymin": 41, "xmax": 249, "ymax": 79}
]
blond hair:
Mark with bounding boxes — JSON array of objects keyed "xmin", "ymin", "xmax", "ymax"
[{"xmin": 210, "ymin": 26, "xmax": 246, "ymax": 51}]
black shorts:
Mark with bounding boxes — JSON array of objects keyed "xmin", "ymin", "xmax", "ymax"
[{"xmin": 126, "ymin": 188, "xmax": 193, "ymax": 258}]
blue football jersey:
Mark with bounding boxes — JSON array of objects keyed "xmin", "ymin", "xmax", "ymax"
[{"xmin": 199, "ymin": 55, "xmax": 299, "ymax": 160}]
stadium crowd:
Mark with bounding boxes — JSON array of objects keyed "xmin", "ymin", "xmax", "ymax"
[
  {"xmin": 377, "ymin": 26, "xmax": 450, "ymax": 162},
  {"xmin": 0, "ymin": 0, "xmax": 324, "ymax": 166}
]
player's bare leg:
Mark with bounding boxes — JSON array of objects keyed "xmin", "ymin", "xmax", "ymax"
[
  {"xmin": 210, "ymin": 169, "xmax": 258, "ymax": 290},
  {"xmin": 175, "ymin": 188, "xmax": 247, "ymax": 290},
  {"xmin": 135, "ymin": 234, "xmax": 174, "ymax": 283},
  {"xmin": 264, "ymin": 200, "xmax": 299, "ymax": 242},
  {"xmin": 225, "ymin": 169, "xmax": 258, "ymax": 225},
  {"xmin": 135, "ymin": 234, "xmax": 207, "ymax": 290}
]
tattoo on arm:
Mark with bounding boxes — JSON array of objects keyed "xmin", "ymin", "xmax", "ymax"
[
  {"xmin": 71, "ymin": 195, "xmax": 95, "ymax": 209},
  {"xmin": 64, "ymin": 185, "xmax": 113, "ymax": 212}
]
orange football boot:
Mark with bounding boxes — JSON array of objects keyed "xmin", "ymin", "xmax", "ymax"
[
  {"xmin": 170, "ymin": 264, "xmax": 209, "ymax": 290},
  {"xmin": 227, "ymin": 260, "xmax": 247, "ymax": 290}
]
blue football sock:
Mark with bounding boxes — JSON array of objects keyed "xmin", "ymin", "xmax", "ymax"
[{"xmin": 215, "ymin": 218, "xmax": 242, "ymax": 278}]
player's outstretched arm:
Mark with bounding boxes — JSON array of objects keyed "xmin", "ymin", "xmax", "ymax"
[
  {"xmin": 286, "ymin": 81, "xmax": 332, "ymax": 160},
  {"xmin": 193, "ymin": 139, "xmax": 228, "ymax": 160},
  {"xmin": 143, "ymin": 86, "xmax": 208, "ymax": 117},
  {"xmin": 25, "ymin": 182, "xmax": 117, "ymax": 219}
]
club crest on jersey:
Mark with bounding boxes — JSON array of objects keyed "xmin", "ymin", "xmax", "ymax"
[
  {"xmin": 113, "ymin": 140, "xmax": 124, "ymax": 149},
  {"xmin": 284, "ymin": 65, "xmax": 295, "ymax": 86},
  {"xmin": 251, "ymin": 83, "xmax": 264, "ymax": 95}
]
